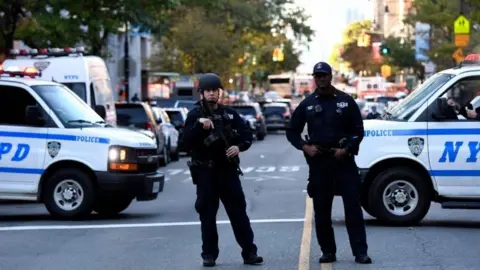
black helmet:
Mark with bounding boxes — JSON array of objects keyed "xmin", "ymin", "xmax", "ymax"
[{"xmin": 197, "ymin": 73, "xmax": 223, "ymax": 92}]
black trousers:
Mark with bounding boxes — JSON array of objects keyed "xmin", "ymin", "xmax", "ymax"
[
  {"xmin": 307, "ymin": 156, "xmax": 368, "ymax": 257},
  {"xmin": 195, "ymin": 167, "xmax": 257, "ymax": 260}
]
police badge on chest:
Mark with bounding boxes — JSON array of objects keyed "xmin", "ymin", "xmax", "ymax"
[{"xmin": 336, "ymin": 102, "xmax": 348, "ymax": 114}]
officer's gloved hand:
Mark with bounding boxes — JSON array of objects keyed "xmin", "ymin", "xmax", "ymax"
[
  {"xmin": 332, "ymin": 148, "xmax": 347, "ymax": 160},
  {"xmin": 226, "ymin": 146, "xmax": 240, "ymax": 157},
  {"xmin": 199, "ymin": 118, "xmax": 214, "ymax": 129},
  {"xmin": 302, "ymin": 144, "xmax": 319, "ymax": 157}
]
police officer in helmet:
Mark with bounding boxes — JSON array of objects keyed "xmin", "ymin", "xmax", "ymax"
[
  {"xmin": 181, "ymin": 73, "xmax": 263, "ymax": 267},
  {"xmin": 286, "ymin": 62, "xmax": 372, "ymax": 264}
]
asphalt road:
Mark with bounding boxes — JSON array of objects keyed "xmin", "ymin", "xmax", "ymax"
[{"xmin": 1, "ymin": 132, "xmax": 480, "ymax": 270}]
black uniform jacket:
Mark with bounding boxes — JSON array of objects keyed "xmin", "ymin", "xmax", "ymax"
[
  {"xmin": 180, "ymin": 102, "xmax": 253, "ymax": 166},
  {"xmin": 286, "ymin": 87, "xmax": 364, "ymax": 155}
]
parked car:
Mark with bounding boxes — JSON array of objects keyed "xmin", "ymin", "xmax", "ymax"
[
  {"xmin": 162, "ymin": 107, "xmax": 188, "ymax": 153},
  {"xmin": 263, "ymin": 102, "xmax": 291, "ymax": 130},
  {"xmin": 230, "ymin": 102, "xmax": 266, "ymax": 140},
  {"xmin": 274, "ymin": 98, "xmax": 293, "ymax": 113},
  {"xmin": 149, "ymin": 97, "xmax": 178, "ymax": 108},
  {"xmin": 115, "ymin": 102, "xmax": 170, "ymax": 166},
  {"xmin": 151, "ymin": 107, "xmax": 180, "ymax": 161},
  {"xmin": 175, "ymin": 100, "xmax": 196, "ymax": 111}
]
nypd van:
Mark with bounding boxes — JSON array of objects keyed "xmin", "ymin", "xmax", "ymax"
[
  {"xmin": 0, "ymin": 67, "xmax": 164, "ymax": 219},
  {"xmin": 2, "ymin": 47, "xmax": 117, "ymax": 126},
  {"xmin": 358, "ymin": 54, "xmax": 480, "ymax": 225}
]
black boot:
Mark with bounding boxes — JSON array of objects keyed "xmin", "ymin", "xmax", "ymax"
[
  {"xmin": 202, "ymin": 257, "xmax": 216, "ymax": 267},
  {"xmin": 319, "ymin": 253, "xmax": 336, "ymax": 263},
  {"xmin": 243, "ymin": 253, "xmax": 264, "ymax": 265},
  {"xmin": 355, "ymin": 254, "xmax": 372, "ymax": 264}
]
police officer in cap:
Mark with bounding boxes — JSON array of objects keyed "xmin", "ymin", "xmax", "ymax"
[
  {"xmin": 286, "ymin": 62, "xmax": 372, "ymax": 264},
  {"xmin": 181, "ymin": 73, "xmax": 263, "ymax": 267}
]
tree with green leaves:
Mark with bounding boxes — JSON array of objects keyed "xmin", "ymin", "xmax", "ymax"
[
  {"xmin": 3, "ymin": 0, "xmax": 200, "ymax": 56},
  {"xmin": 404, "ymin": 0, "xmax": 480, "ymax": 71},
  {"xmin": 380, "ymin": 37, "xmax": 425, "ymax": 80},
  {"xmin": 151, "ymin": 0, "xmax": 312, "ymax": 84}
]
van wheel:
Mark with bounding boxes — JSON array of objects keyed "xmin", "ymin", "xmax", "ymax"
[
  {"xmin": 94, "ymin": 196, "xmax": 133, "ymax": 217},
  {"xmin": 368, "ymin": 167, "xmax": 431, "ymax": 226},
  {"xmin": 43, "ymin": 168, "xmax": 96, "ymax": 219}
]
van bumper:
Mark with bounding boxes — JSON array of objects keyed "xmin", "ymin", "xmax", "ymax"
[{"xmin": 94, "ymin": 170, "xmax": 165, "ymax": 201}]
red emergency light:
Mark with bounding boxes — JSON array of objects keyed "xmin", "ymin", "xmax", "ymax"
[
  {"xmin": 464, "ymin": 54, "xmax": 480, "ymax": 62},
  {"xmin": 0, "ymin": 65, "xmax": 41, "ymax": 78}
]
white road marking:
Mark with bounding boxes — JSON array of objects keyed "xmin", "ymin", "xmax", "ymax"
[
  {"xmin": 255, "ymin": 166, "xmax": 276, "ymax": 173},
  {"xmin": 241, "ymin": 167, "xmax": 255, "ymax": 173},
  {"xmin": 181, "ymin": 177, "xmax": 192, "ymax": 183},
  {"xmin": 166, "ymin": 169, "xmax": 184, "ymax": 175},
  {"xmin": 163, "ymin": 166, "xmax": 306, "ymax": 181},
  {"xmin": 0, "ymin": 218, "xmax": 305, "ymax": 231},
  {"xmin": 244, "ymin": 175, "xmax": 298, "ymax": 182},
  {"xmin": 279, "ymin": 166, "xmax": 300, "ymax": 172}
]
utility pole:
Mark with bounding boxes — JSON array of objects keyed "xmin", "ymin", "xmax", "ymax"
[{"xmin": 124, "ymin": 21, "xmax": 130, "ymax": 102}]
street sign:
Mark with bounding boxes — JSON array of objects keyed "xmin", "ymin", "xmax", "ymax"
[
  {"xmin": 455, "ymin": 34, "xmax": 470, "ymax": 47},
  {"xmin": 452, "ymin": 48, "xmax": 464, "ymax": 64},
  {"xmin": 454, "ymin": 15, "xmax": 470, "ymax": 34}
]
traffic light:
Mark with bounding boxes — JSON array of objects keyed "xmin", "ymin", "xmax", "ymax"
[
  {"xmin": 272, "ymin": 48, "xmax": 284, "ymax": 62},
  {"xmin": 380, "ymin": 43, "xmax": 390, "ymax": 56}
]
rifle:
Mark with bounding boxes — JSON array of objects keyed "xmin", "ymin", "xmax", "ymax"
[{"xmin": 200, "ymin": 99, "xmax": 244, "ymax": 175}]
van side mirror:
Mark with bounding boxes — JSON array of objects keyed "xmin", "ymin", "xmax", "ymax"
[
  {"xmin": 95, "ymin": 105, "xmax": 107, "ymax": 119},
  {"xmin": 432, "ymin": 98, "xmax": 448, "ymax": 120},
  {"xmin": 25, "ymin": 106, "xmax": 45, "ymax": 126}
]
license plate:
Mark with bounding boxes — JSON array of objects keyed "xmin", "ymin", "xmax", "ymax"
[
  {"xmin": 152, "ymin": 182, "xmax": 160, "ymax": 193},
  {"xmin": 269, "ymin": 116, "xmax": 280, "ymax": 120}
]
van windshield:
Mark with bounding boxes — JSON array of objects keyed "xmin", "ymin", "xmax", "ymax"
[
  {"xmin": 31, "ymin": 85, "xmax": 105, "ymax": 128},
  {"xmin": 387, "ymin": 73, "xmax": 455, "ymax": 121},
  {"xmin": 62, "ymin": 82, "xmax": 87, "ymax": 101}
]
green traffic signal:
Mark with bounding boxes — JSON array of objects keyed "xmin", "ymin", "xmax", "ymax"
[{"xmin": 380, "ymin": 44, "xmax": 390, "ymax": 55}]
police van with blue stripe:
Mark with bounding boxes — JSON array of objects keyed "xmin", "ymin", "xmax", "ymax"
[
  {"xmin": 358, "ymin": 54, "xmax": 480, "ymax": 225},
  {"xmin": 0, "ymin": 66, "xmax": 164, "ymax": 219}
]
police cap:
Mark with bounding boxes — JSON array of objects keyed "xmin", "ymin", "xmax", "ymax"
[{"xmin": 197, "ymin": 73, "xmax": 223, "ymax": 92}]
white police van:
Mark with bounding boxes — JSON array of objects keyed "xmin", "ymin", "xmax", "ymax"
[
  {"xmin": 2, "ymin": 47, "xmax": 117, "ymax": 126},
  {"xmin": 0, "ymin": 66, "xmax": 164, "ymax": 219},
  {"xmin": 358, "ymin": 54, "xmax": 480, "ymax": 225}
]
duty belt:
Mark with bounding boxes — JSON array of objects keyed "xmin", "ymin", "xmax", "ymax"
[{"xmin": 190, "ymin": 160, "xmax": 215, "ymax": 168}]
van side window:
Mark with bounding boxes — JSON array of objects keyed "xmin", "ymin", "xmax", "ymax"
[
  {"xmin": 0, "ymin": 86, "xmax": 45, "ymax": 127},
  {"xmin": 435, "ymin": 76, "xmax": 480, "ymax": 121},
  {"xmin": 90, "ymin": 83, "xmax": 96, "ymax": 107}
]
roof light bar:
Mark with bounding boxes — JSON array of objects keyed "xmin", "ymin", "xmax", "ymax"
[
  {"xmin": 8, "ymin": 47, "xmax": 87, "ymax": 57},
  {"xmin": 0, "ymin": 66, "xmax": 41, "ymax": 78}
]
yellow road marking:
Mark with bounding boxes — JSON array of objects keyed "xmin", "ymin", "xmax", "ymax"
[
  {"xmin": 298, "ymin": 196, "xmax": 313, "ymax": 270},
  {"xmin": 298, "ymin": 195, "xmax": 333, "ymax": 270}
]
